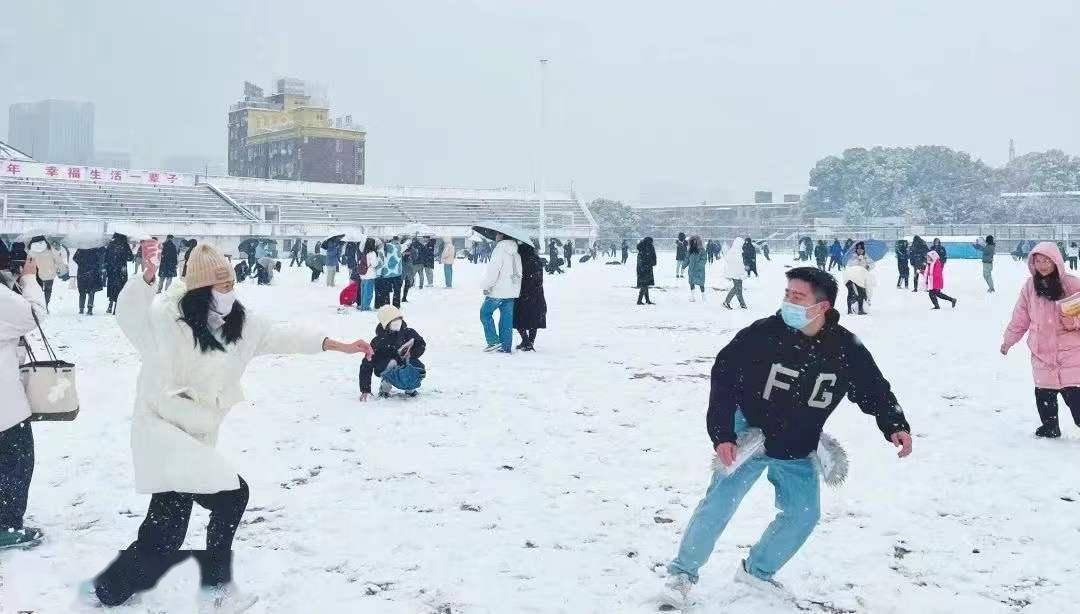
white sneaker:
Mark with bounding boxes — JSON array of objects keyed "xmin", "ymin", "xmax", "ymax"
[
  {"xmin": 484, "ymin": 344, "xmax": 501, "ymax": 352},
  {"xmin": 198, "ymin": 584, "xmax": 258, "ymax": 614},
  {"xmin": 733, "ymin": 560, "xmax": 792, "ymax": 601},
  {"xmin": 659, "ymin": 572, "xmax": 694, "ymax": 608}
]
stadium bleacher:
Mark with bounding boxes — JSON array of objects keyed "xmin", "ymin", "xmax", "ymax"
[
  {"xmin": 0, "ymin": 176, "xmax": 247, "ymax": 222},
  {"xmin": 1, "ymin": 172, "xmax": 596, "ymax": 238}
]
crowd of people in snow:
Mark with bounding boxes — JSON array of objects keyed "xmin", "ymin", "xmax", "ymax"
[{"xmin": 5, "ymin": 226, "xmax": 1080, "ymax": 609}]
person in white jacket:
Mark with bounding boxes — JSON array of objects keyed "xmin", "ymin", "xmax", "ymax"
[
  {"xmin": 27, "ymin": 237, "xmax": 64, "ymax": 310},
  {"xmin": 441, "ymin": 237, "xmax": 456, "ymax": 289},
  {"xmin": 85, "ymin": 244, "xmax": 372, "ymax": 609},
  {"xmin": 722, "ymin": 237, "xmax": 748, "ymax": 309},
  {"xmin": 480, "ymin": 234, "xmax": 522, "ymax": 353},
  {"xmin": 0, "ymin": 259, "xmax": 47, "ymax": 550}
]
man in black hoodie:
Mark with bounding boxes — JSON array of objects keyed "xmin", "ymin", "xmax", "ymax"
[
  {"xmin": 358, "ymin": 305, "xmax": 427, "ymax": 400},
  {"xmin": 662, "ymin": 267, "xmax": 912, "ymax": 606}
]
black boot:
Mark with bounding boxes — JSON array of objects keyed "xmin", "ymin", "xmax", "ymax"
[{"xmin": 1036, "ymin": 423, "xmax": 1061, "ymax": 438}]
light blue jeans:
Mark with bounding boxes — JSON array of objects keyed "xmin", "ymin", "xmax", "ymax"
[
  {"xmin": 480, "ymin": 297, "xmax": 515, "ymax": 351},
  {"xmin": 669, "ymin": 411, "xmax": 820, "ymax": 582},
  {"xmin": 444, "ymin": 264, "xmax": 453, "ymax": 288},
  {"xmin": 359, "ymin": 279, "xmax": 375, "ymax": 310}
]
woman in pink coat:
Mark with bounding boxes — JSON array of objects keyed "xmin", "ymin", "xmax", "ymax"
[
  {"xmin": 1001, "ymin": 241, "xmax": 1080, "ymax": 438},
  {"xmin": 924, "ymin": 250, "xmax": 957, "ymax": 309}
]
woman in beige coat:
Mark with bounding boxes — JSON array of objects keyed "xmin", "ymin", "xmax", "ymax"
[{"xmin": 441, "ymin": 237, "xmax": 456, "ymax": 288}]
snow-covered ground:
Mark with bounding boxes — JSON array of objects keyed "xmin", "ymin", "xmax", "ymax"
[{"xmin": 3, "ymin": 251, "xmax": 1078, "ymax": 614}]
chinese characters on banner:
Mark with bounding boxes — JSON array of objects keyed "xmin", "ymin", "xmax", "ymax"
[{"xmin": 3, "ymin": 161, "xmax": 194, "ymax": 186}]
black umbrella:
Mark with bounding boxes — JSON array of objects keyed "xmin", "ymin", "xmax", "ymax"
[{"xmin": 471, "ymin": 224, "xmax": 533, "ymax": 244}]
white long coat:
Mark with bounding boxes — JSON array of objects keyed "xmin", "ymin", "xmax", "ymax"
[
  {"xmin": 117, "ymin": 278, "xmax": 324, "ymax": 494},
  {"xmin": 0, "ymin": 275, "xmax": 47, "ymax": 432}
]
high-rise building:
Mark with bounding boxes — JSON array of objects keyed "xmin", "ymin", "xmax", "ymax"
[
  {"xmin": 228, "ymin": 78, "xmax": 366, "ymax": 184},
  {"xmin": 754, "ymin": 191, "xmax": 773, "ymax": 204},
  {"xmin": 8, "ymin": 100, "xmax": 95, "ymax": 165}
]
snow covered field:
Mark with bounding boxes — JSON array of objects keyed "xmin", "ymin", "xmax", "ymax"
[{"xmin": 3, "ymin": 251, "xmax": 1079, "ymax": 614}]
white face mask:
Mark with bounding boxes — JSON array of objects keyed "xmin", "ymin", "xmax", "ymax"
[
  {"xmin": 211, "ymin": 289, "xmax": 236, "ymax": 315},
  {"xmin": 388, "ymin": 320, "xmax": 403, "ymax": 331}
]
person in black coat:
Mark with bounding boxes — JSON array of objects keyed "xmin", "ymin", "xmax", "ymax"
[
  {"xmin": 563, "ymin": 240, "xmax": 573, "ymax": 270},
  {"xmin": 73, "ymin": 247, "xmax": 105, "ymax": 315},
  {"xmin": 930, "ymin": 238, "xmax": 947, "ymax": 266},
  {"xmin": 813, "ymin": 240, "xmax": 828, "ymax": 270},
  {"xmin": 104, "ymin": 233, "xmax": 133, "ymax": 314},
  {"xmin": 742, "ymin": 238, "xmax": 758, "ymax": 277},
  {"xmin": 637, "ymin": 237, "xmax": 657, "ymax": 305},
  {"xmin": 894, "ymin": 239, "xmax": 910, "ymax": 289},
  {"xmin": 621, "ymin": 240, "xmax": 629, "ymax": 264},
  {"xmin": 514, "ymin": 243, "xmax": 547, "ymax": 351},
  {"xmin": 909, "ymin": 236, "xmax": 929, "ymax": 292},
  {"xmin": 181, "ymin": 239, "xmax": 198, "ymax": 277},
  {"xmin": 358, "ymin": 307, "xmax": 427, "ymax": 399},
  {"xmin": 157, "ymin": 235, "xmax": 178, "ymax": 294}
]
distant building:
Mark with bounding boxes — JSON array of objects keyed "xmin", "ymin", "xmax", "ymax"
[
  {"xmin": 94, "ymin": 150, "xmax": 131, "ymax": 169},
  {"xmin": 162, "ymin": 154, "xmax": 226, "ymax": 176},
  {"xmin": 753, "ymin": 191, "xmax": 773, "ymax": 204},
  {"xmin": 228, "ymin": 78, "xmax": 366, "ymax": 184},
  {"xmin": 8, "ymin": 100, "xmax": 95, "ymax": 165},
  {"xmin": 783, "ymin": 194, "xmax": 801, "ymax": 203},
  {"xmin": 630, "ymin": 199, "xmax": 802, "ymax": 239}
]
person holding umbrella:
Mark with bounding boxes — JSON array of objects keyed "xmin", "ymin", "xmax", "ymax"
[
  {"xmin": 475, "ymin": 225, "xmax": 524, "ymax": 353},
  {"xmin": 323, "ymin": 237, "xmax": 343, "ymax": 287},
  {"xmin": 104, "ymin": 233, "xmax": 134, "ymax": 315},
  {"xmin": 514, "ymin": 241, "xmax": 547, "ymax": 351}
]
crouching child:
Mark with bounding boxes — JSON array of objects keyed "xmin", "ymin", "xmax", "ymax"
[{"xmin": 359, "ymin": 305, "xmax": 427, "ymax": 400}]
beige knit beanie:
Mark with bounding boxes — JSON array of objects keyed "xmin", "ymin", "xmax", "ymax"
[
  {"xmin": 184, "ymin": 244, "xmax": 235, "ymax": 290},
  {"xmin": 377, "ymin": 304, "xmax": 404, "ymax": 328}
]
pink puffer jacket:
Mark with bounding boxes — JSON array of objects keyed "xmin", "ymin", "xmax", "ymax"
[{"xmin": 1002, "ymin": 242, "xmax": 1080, "ymax": 389}]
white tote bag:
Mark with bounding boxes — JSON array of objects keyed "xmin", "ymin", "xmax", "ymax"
[{"xmin": 19, "ymin": 313, "xmax": 79, "ymax": 421}]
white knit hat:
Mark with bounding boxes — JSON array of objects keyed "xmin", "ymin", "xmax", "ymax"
[
  {"xmin": 184, "ymin": 244, "xmax": 235, "ymax": 290},
  {"xmin": 377, "ymin": 305, "xmax": 403, "ymax": 328}
]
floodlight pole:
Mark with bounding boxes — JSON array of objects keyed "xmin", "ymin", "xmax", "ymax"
[{"xmin": 538, "ymin": 58, "xmax": 548, "ymax": 248}]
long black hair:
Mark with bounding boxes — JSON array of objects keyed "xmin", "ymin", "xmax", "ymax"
[
  {"xmin": 178, "ymin": 286, "xmax": 246, "ymax": 352},
  {"xmin": 1034, "ymin": 268, "xmax": 1065, "ymax": 301}
]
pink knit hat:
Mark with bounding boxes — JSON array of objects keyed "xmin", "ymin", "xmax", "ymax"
[{"xmin": 183, "ymin": 244, "xmax": 235, "ymax": 290}]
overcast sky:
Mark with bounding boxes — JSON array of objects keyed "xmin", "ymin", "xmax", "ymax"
[{"xmin": 3, "ymin": 1, "xmax": 1078, "ymax": 204}]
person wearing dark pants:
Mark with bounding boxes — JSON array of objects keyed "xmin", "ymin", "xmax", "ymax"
[
  {"xmin": 636, "ymin": 237, "xmax": 657, "ymax": 305},
  {"xmin": 74, "ymin": 246, "xmax": 105, "ymax": 315},
  {"xmin": 723, "ymin": 279, "xmax": 746, "ymax": 309},
  {"xmin": 1033, "ymin": 388, "xmax": 1080, "ymax": 438},
  {"xmin": 923, "ymin": 250, "xmax": 956, "ymax": 310},
  {"xmin": 0, "ymin": 421, "xmax": 37, "ymax": 549},
  {"xmin": 845, "ymin": 281, "xmax": 868, "ymax": 315},
  {"xmin": 92, "ymin": 477, "xmax": 249, "ymax": 606}
]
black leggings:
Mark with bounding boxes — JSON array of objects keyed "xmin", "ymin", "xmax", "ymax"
[
  {"xmin": 637, "ymin": 287, "xmax": 652, "ymax": 304},
  {"xmin": 93, "ymin": 477, "xmax": 250, "ymax": 606},
  {"xmin": 1035, "ymin": 387, "xmax": 1080, "ymax": 428},
  {"xmin": 0, "ymin": 420, "xmax": 33, "ymax": 530},
  {"xmin": 928, "ymin": 289, "xmax": 955, "ymax": 308},
  {"xmin": 846, "ymin": 281, "xmax": 867, "ymax": 313},
  {"xmin": 517, "ymin": 328, "xmax": 538, "ymax": 346}
]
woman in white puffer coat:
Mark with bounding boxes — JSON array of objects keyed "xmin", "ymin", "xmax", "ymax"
[{"xmin": 85, "ymin": 244, "xmax": 371, "ymax": 610}]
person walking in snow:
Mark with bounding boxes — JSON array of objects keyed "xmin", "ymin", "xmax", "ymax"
[
  {"xmin": 359, "ymin": 305, "xmax": 427, "ymax": 400},
  {"xmin": 828, "ymin": 239, "xmax": 844, "ymax": 271},
  {"xmin": 323, "ymin": 239, "xmax": 342, "ymax": 287},
  {"xmin": 1066, "ymin": 242, "xmax": 1079, "ymax": 271},
  {"xmin": 441, "ymin": 237, "xmax": 456, "ymax": 288},
  {"xmin": 564, "ymin": 240, "xmax": 574, "ymax": 270},
  {"xmin": 636, "ymin": 237, "xmax": 657, "ymax": 305},
  {"xmin": 1001, "ymin": 242, "xmax": 1080, "ymax": 438},
  {"xmin": 83, "ymin": 244, "xmax": 371, "ymax": 608},
  {"xmin": 675, "ymin": 232, "xmax": 688, "ymax": 278},
  {"xmin": 289, "ymin": 240, "xmax": 301, "ymax": 267},
  {"xmin": 759, "ymin": 241, "xmax": 771, "ymax": 261},
  {"xmin": 974, "ymin": 235, "xmax": 996, "ymax": 293},
  {"xmin": 661, "ymin": 267, "xmax": 912, "ymax": 608},
  {"xmin": 909, "ymin": 235, "xmax": 929, "ymax": 292},
  {"xmin": 356, "ymin": 238, "xmax": 380, "ymax": 311},
  {"xmin": 158, "ymin": 235, "xmax": 178, "ymax": 294},
  {"xmin": 686, "ymin": 235, "xmax": 707, "ymax": 302},
  {"xmin": 894, "ymin": 239, "xmax": 910, "ymax": 289},
  {"xmin": 742, "ymin": 237, "xmax": 759, "ymax": 278},
  {"xmin": 514, "ymin": 241, "xmax": 547, "ymax": 351},
  {"xmin": 480, "ymin": 233, "xmax": 522, "ymax": 353},
  {"xmin": 924, "ymin": 250, "xmax": 957, "ymax": 310},
  {"xmin": 844, "ymin": 241, "xmax": 873, "ymax": 315},
  {"xmin": 0, "ymin": 258, "xmax": 47, "ymax": 550},
  {"xmin": 722, "ymin": 237, "xmax": 748, "ymax": 310},
  {"xmin": 73, "ymin": 246, "xmax": 105, "ymax": 315},
  {"xmin": 376, "ymin": 237, "xmax": 404, "ymax": 308},
  {"xmin": 104, "ymin": 233, "xmax": 134, "ymax": 315},
  {"xmin": 814, "ymin": 240, "xmax": 828, "ymax": 271},
  {"xmin": 621, "ymin": 240, "xmax": 629, "ymax": 265},
  {"xmin": 422, "ymin": 237, "xmax": 437, "ymax": 288},
  {"xmin": 26, "ymin": 236, "xmax": 63, "ymax": 310}
]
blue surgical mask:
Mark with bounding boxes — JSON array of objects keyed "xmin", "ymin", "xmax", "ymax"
[{"xmin": 781, "ymin": 301, "xmax": 820, "ymax": 330}]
